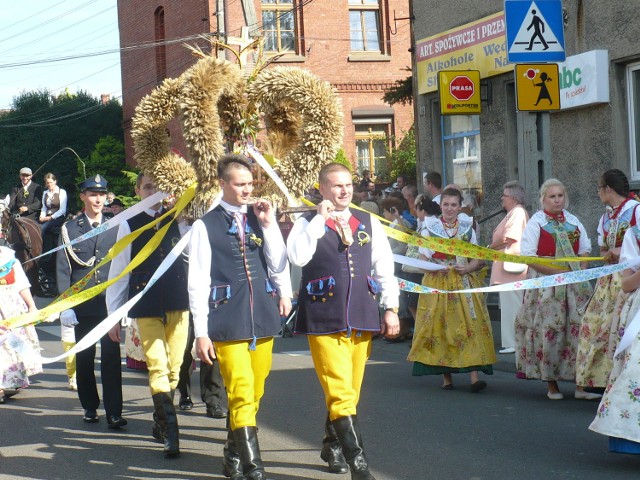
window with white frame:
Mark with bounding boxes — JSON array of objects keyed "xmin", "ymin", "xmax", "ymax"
[
  {"xmin": 628, "ymin": 62, "xmax": 640, "ymax": 180},
  {"xmin": 349, "ymin": 0, "xmax": 382, "ymax": 52},
  {"xmin": 262, "ymin": 0, "xmax": 296, "ymax": 53},
  {"xmin": 442, "ymin": 115, "xmax": 482, "ymax": 210}
]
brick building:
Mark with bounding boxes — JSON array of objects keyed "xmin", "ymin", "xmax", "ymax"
[{"xmin": 117, "ymin": 0, "xmax": 414, "ymax": 179}]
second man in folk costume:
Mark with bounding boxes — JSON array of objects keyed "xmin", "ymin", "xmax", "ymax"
[
  {"xmin": 107, "ymin": 174, "xmax": 190, "ymax": 457},
  {"xmin": 287, "ymin": 163, "xmax": 400, "ymax": 480}
]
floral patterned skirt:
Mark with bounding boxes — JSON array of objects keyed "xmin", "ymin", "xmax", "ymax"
[
  {"xmin": 589, "ymin": 289, "xmax": 640, "ymax": 448},
  {"xmin": 576, "ymin": 272, "xmax": 628, "ymax": 388},
  {"xmin": 408, "ymin": 269, "xmax": 495, "ymax": 375},
  {"xmin": 514, "ymin": 271, "xmax": 593, "ymax": 381},
  {"xmin": 0, "ymin": 325, "xmax": 42, "ymax": 390}
]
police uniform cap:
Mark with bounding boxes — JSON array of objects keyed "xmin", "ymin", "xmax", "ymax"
[{"xmin": 78, "ymin": 174, "xmax": 108, "ymax": 192}]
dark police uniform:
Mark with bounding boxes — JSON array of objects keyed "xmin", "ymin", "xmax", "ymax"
[{"xmin": 56, "ymin": 175, "xmax": 123, "ymax": 425}]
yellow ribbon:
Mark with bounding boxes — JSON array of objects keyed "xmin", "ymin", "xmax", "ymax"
[
  {"xmin": 299, "ymin": 197, "xmax": 603, "ymax": 267},
  {"xmin": 1, "ymin": 184, "xmax": 197, "ymax": 330}
]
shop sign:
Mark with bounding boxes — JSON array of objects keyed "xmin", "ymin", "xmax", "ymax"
[
  {"xmin": 416, "ymin": 12, "xmax": 511, "ymax": 94},
  {"xmin": 557, "ymin": 50, "xmax": 609, "ymax": 110},
  {"xmin": 439, "ymin": 70, "xmax": 482, "ymax": 115}
]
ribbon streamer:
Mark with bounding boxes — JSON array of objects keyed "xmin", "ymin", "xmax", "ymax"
[
  {"xmin": 41, "ymin": 231, "xmax": 192, "ymax": 364},
  {"xmin": 24, "ymin": 191, "xmax": 167, "ymax": 264},
  {"xmin": 397, "ymin": 259, "xmax": 637, "ymax": 295},
  {"xmin": 393, "ymin": 254, "xmax": 448, "ymax": 271},
  {"xmin": 0, "ymin": 185, "xmax": 196, "ymax": 330},
  {"xmin": 383, "ymin": 225, "xmax": 603, "ymax": 268},
  {"xmin": 246, "ymin": 145, "xmax": 297, "ymax": 207}
]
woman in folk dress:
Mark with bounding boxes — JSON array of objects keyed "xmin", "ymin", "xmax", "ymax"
[
  {"xmin": 514, "ymin": 178, "xmax": 594, "ymax": 400},
  {"xmin": 576, "ymin": 169, "xmax": 639, "ymax": 390},
  {"xmin": 408, "ymin": 188, "xmax": 495, "ymax": 392},
  {"xmin": 0, "ymin": 246, "xmax": 41, "ymax": 403},
  {"xmin": 589, "ymin": 224, "xmax": 640, "ymax": 454}
]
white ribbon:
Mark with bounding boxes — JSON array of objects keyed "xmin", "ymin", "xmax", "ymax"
[
  {"xmin": 398, "ymin": 258, "xmax": 640, "ymax": 295},
  {"xmin": 27, "ymin": 191, "xmax": 167, "ymax": 264},
  {"xmin": 41, "ymin": 229, "xmax": 192, "ymax": 364},
  {"xmin": 245, "ymin": 145, "xmax": 298, "ymax": 207},
  {"xmin": 393, "ymin": 254, "xmax": 448, "ymax": 271}
]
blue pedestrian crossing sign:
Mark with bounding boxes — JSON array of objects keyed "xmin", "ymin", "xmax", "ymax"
[{"xmin": 505, "ymin": 0, "xmax": 565, "ymax": 63}]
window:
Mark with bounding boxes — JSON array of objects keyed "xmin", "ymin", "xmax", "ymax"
[
  {"xmin": 154, "ymin": 7, "xmax": 167, "ymax": 83},
  {"xmin": 355, "ymin": 124, "xmax": 389, "ymax": 177},
  {"xmin": 349, "ymin": 0, "xmax": 381, "ymax": 52},
  {"xmin": 262, "ymin": 0, "xmax": 296, "ymax": 52},
  {"xmin": 442, "ymin": 115, "xmax": 482, "ymax": 211},
  {"xmin": 628, "ymin": 62, "xmax": 640, "ymax": 180}
]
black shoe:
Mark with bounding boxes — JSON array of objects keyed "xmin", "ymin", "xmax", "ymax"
[
  {"xmin": 470, "ymin": 381, "xmax": 487, "ymax": 393},
  {"xmin": 206, "ymin": 405, "xmax": 228, "ymax": 419},
  {"xmin": 83, "ymin": 410, "xmax": 99, "ymax": 423},
  {"xmin": 179, "ymin": 396, "xmax": 194, "ymax": 411},
  {"xmin": 107, "ymin": 415, "xmax": 127, "ymax": 429}
]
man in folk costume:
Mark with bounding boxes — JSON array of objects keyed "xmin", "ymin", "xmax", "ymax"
[
  {"xmin": 189, "ymin": 154, "xmax": 292, "ymax": 480},
  {"xmin": 106, "ymin": 173, "xmax": 189, "ymax": 457},
  {"xmin": 56, "ymin": 174, "xmax": 125, "ymax": 428},
  {"xmin": 287, "ymin": 163, "xmax": 400, "ymax": 480}
]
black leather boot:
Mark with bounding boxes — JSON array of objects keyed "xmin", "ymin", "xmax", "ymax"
[
  {"xmin": 152, "ymin": 392, "xmax": 180, "ymax": 457},
  {"xmin": 151, "ymin": 410, "xmax": 163, "ymax": 443},
  {"xmin": 321, "ymin": 414, "xmax": 348, "ymax": 474},
  {"xmin": 222, "ymin": 418, "xmax": 243, "ymax": 479},
  {"xmin": 233, "ymin": 426, "xmax": 269, "ymax": 480},
  {"xmin": 332, "ymin": 416, "xmax": 375, "ymax": 480}
]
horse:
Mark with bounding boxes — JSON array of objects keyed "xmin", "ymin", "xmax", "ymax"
[{"xmin": 0, "ymin": 204, "xmax": 45, "ymax": 296}]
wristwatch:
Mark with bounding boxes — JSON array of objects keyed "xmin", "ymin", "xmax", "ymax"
[{"xmin": 385, "ymin": 307, "xmax": 399, "ymax": 314}]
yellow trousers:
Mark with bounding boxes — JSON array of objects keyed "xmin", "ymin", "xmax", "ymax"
[
  {"xmin": 137, "ymin": 311, "xmax": 189, "ymax": 395},
  {"xmin": 62, "ymin": 341, "xmax": 76, "ymax": 379},
  {"xmin": 308, "ymin": 331, "xmax": 372, "ymax": 421},
  {"xmin": 215, "ymin": 338, "xmax": 273, "ymax": 430}
]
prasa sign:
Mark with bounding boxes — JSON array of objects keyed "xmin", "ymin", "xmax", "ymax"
[
  {"xmin": 449, "ymin": 76, "xmax": 475, "ymax": 101},
  {"xmin": 438, "ymin": 70, "xmax": 481, "ymax": 115}
]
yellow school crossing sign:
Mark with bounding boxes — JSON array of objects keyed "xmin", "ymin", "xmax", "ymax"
[{"xmin": 515, "ymin": 63, "xmax": 560, "ymax": 111}]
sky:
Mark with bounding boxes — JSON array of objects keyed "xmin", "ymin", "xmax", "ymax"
[{"xmin": 0, "ymin": 0, "xmax": 122, "ymax": 110}]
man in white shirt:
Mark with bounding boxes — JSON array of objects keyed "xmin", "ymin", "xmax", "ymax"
[
  {"xmin": 189, "ymin": 154, "xmax": 292, "ymax": 480},
  {"xmin": 424, "ymin": 171, "xmax": 443, "ymax": 205},
  {"xmin": 107, "ymin": 174, "xmax": 190, "ymax": 457},
  {"xmin": 287, "ymin": 163, "xmax": 400, "ymax": 480}
]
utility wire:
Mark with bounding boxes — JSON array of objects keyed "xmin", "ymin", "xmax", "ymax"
[
  {"xmin": 0, "ymin": 5, "xmax": 116, "ymax": 57},
  {"xmin": 1, "ymin": 0, "xmax": 69, "ymax": 33},
  {"xmin": 0, "ymin": 0, "xmax": 98, "ymax": 45}
]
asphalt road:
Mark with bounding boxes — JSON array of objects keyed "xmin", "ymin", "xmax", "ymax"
[{"xmin": 0, "ymin": 323, "xmax": 638, "ymax": 480}]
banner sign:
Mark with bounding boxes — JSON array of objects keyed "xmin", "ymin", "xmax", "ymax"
[{"xmin": 416, "ymin": 11, "xmax": 511, "ymax": 94}]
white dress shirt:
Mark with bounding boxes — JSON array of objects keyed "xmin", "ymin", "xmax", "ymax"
[
  {"xmin": 188, "ymin": 199, "xmax": 292, "ymax": 338},
  {"xmin": 40, "ymin": 186, "xmax": 68, "ymax": 220},
  {"xmin": 287, "ymin": 208, "xmax": 399, "ymax": 309}
]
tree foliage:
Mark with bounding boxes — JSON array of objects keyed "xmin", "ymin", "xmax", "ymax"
[
  {"xmin": 384, "ymin": 127, "xmax": 416, "ymax": 183},
  {"xmin": 80, "ymin": 136, "xmax": 138, "ymax": 205},
  {"xmin": 382, "ymin": 68, "xmax": 413, "ymax": 106},
  {"xmin": 0, "ymin": 89, "xmax": 125, "ymax": 202}
]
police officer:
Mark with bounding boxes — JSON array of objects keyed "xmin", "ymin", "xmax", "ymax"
[{"xmin": 56, "ymin": 174, "xmax": 125, "ymax": 428}]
